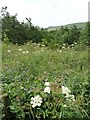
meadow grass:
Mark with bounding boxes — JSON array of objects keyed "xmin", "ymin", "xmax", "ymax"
[{"xmin": 1, "ymin": 42, "xmax": 89, "ymax": 119}]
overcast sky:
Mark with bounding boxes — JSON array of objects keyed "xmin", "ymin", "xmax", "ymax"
[{"xmin": 1, "ymin": 0, "xmax": 89, "ymax": 28}]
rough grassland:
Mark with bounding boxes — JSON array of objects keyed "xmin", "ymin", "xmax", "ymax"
[{"xmin": 1, "ymin": 42, "xmax": 89, "ymax": 119}]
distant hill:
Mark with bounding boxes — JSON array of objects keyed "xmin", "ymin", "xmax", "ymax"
[{"xmin": 47, "ymin": 22, "xmax": 86, "ymax": 31}]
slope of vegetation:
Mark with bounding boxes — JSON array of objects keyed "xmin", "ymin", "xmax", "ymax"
[{"xmin": 47, "ymin": 22, "xmax": 86, "ymax": 31}]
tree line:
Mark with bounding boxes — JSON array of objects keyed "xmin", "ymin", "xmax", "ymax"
[{"xmin": 1, "ymin": 7, "xmax": 89, "ymax": 47}]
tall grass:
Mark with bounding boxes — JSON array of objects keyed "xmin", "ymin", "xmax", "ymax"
[{"xmin": 1, "ymin": 42, "xmax": 89, "ymax": 119}]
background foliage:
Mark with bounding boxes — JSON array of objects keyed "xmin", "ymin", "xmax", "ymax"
[{"xmin": 1, "ymin": 7, "xmax": 89, "ymax": 47}]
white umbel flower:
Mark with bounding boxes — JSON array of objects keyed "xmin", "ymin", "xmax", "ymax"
[
  {"xmin": 61, "ymin": 86, "xmax": 71, "ymax": 95},
  {"xmin": 44, "ymin": 86, "xmax": 50, "ymax": 93},
  {"xmin": 63, "ymin": 104, "xmax": 67, "ymax": 107},
  {"xmin": 30, "ymin": 95, "xmax": 42, "ymax": 108},
  {"xmin": 8, "ymin": 50, "xmax": 11, "ymax": 53},
  {"xmin": 45, "ymin": 82, "xmax": 50, "ymax": 86},
  {"xmin": 18, "ymin": 49, "xmax": 22, "ymax": 52},
  {"xmin": 65, "ymin": 94, "xmax": 75, "ymax": 101}
]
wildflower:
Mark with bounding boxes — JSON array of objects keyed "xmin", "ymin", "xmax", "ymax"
[
  {"xmin": 42, "ymin": 44, "xmax": 45, "ymax": 47},
  {"xmin": 63, "ymin": 44, "xmax": 65, "ymax": 46},
  {"xmin": 20, "ymin": 86, "xmax": 24, "ymax": 89},
  {"xmin": 44, "ymin": 86, "xmax": 50, "ymax": 93},
  {"xmin": 59, "ymin": 50, "xmax": 62, "ymax": 52},
  {"xmin": 65, "ymin": 94, "xmax": 75, "ymax": 101},
  {"xmin": 8, "ymin": 50, "xmax": 11, "ymax": 53},
  {"xmin": 63, "ymin": 104, "xmax": 67, "ymax": 107},
  {"xmin": 62, "ymin": 46, "xmax": 65, "ymax": 49},
  {"xmin": 45, "ymin": 82, "xmax": 50, "ymax": 86},
  {"xmin": 71, "ymin": 95, "xmax": 75, "ymax": 101},
  {"xmin": 32, "ymin": 43, "xmax": 37, "ymax": 45},
  {"xmin": 71, "ymin": 44, "xmax": 74, "ymax": 47},
  {"xmin": 74, "ymin": 42, "xmax": 77, "ymax": 45},
  {"xmin": 61, "ymin": 86, "xmax": 71, "ymax": 95},
  {"xmin": 57, "ymin": 50, "xmax": 62, "ymax": 52},
  {"xmin": 30, "ymin": 95, "xmax": 42, "ymax": 108},
  {"xmin": 19, "ymin": 49, "xmax": 22, "ymax": 52},
  {"xmin": 22, "ymin": 51, "xmax": 25, "ymax": 54}
]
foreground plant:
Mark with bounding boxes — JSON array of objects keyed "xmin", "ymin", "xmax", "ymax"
[
  {"xmin": 30, "ymin": 95, "xmax": 42, "ymax": 108},
  {"xmin": 2, "ymin": 80, "xmax": 89, "ymax": 120}
]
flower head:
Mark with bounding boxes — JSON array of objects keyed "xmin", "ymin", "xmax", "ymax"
[
  {"xmin": 62, "ymin": 46, "xmax": 65, "ymax": 49},
  {"xmin": 44, "ymin": 86, "xmax": 50, "ymax": 93},
  {"xmin": 8, "ymin": 50, "xmax": 11, "ymax": 53},
  {"xmin": 22, "ymin": 51, "xmax": 25, "ymax": 54},
  {"xmin": 61, "ymin": 86, "xmax": 71, "ymax": 95},
  {"xmin": 45, "ymin": 82, "xmax": 50, "ymax": 86},
  {"xmin": 30, "ymin": 95, "xmax": 42, "ymax": 108},
  {"xmin": 63, "ymin": 44, "xmax": 65, "ymax": 46},
  {"xmin": 65, "ymin": 94, "xmax": 75, "ymax": 101},
  {"xmin": 63, "ymin": 104, "xmax": 67, "ymax": 107},
  {"xmin": 19, "ymin": 49, "xmax": 22, "ymax": 52}
]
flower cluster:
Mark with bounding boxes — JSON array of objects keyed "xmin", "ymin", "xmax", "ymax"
[
  {"xmin": 18, "ymin": 49, "xmax": 22, "ymax": 52},
  {"xmin": 18, "ymin": 48, "xmax": 29, "ymax": 54},
  {"xmin": 45, "ymin": 82, "xmax": 50, "ymax": 86},
  {"xmin": 65, "ymin": 94, "xmax": 75, "ymax": 101},
  {"xmin": 22, "ymin": 51, "xmax": 29, "ymax": 54},
  {"xmin": 61, "ymin": 86, "xmax": 71, "ymax": 95},
  {"xmin": 30, "ymin": 81, "xmax": 50, "ymax": 108},
  {"xmin": 30, "ymin": 82, "xmax": 75, "ymax": 108},
  {"xmin": 44, "ymin": 82, "xmax": 50, "ymax": 94},
  {"xmin": 30, "ymin": 95, "xmax": 42, "ymax": 108},
  {"xmin": 57, "ymin": 50, "xmax": 62, "ymax": 53},
  {"xmin": 61, "ymin": 86, "xmax": 75, "ymax": 101}
]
